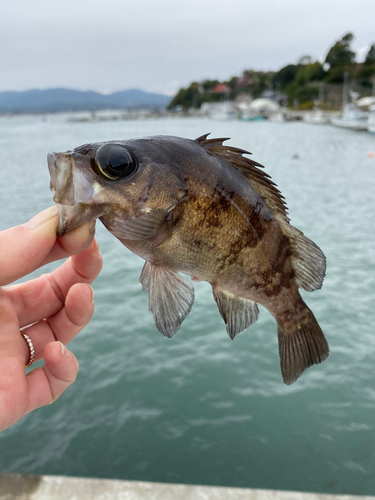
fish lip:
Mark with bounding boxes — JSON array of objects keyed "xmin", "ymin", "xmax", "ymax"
[
  {"xmin": 48, "ymin": 150, "xmax": 104, "ymax": 236},
  {"xmin": 48, "ymin": 152, "xmax": 84, "ymax": 235},
  {"xmin": 47, "ymin": 152, "xmax": 58, "ymax": 194},
  {"xmin": 55, "ymin": 202, "xmax": 93, "ymax": 236},
  {"xmin": 48, "ymin": 151, "xmax": 76, "ymax": 205}
]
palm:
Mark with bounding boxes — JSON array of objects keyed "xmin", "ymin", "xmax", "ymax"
[{"xmin": 0, "ymin": 208, "xmax": 102, "ymax": 432}]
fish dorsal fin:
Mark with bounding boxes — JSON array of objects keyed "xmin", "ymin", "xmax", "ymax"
[
  {"xmin": 212, "ymin": 286, "xmax": 259, "ymax": 339},
  {"xmin": 197, "ymin": 134, "xmax": 326, "ymax": 293},
  {"xmin": 196, "ymin": 134, "xmax": 289, "ymax": 221},
  {"xmin": 139, "ymin": 262, "xmax": 195, "ymax": 338}
]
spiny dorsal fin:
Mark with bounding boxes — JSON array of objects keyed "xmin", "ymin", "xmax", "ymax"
[
  {"xmin": 196, "ymin": 133, "xmax": 289, "ymax": 221},
  {"xmin": 197, "ymin": 134, "xmax": 326, "ymax": 294}
]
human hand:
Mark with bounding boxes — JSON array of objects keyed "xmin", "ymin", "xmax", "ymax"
[{"xmin": 0, "ymin": 206, "xmax": 103, "ymax": 432}]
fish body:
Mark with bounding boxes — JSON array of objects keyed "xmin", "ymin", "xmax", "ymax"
[{"xmin": 48, "ymin": 134, "xmax": 329, "ymax": 384}]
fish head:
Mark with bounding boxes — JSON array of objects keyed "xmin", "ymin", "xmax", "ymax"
[{"xmin": 48, "ymin": 138, "xmax": 188, "ymax": 237}]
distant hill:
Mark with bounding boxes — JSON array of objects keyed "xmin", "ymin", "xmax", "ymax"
[{"xmin": 0, "ymin": 88, "xmax": 171, "ymax": 113}]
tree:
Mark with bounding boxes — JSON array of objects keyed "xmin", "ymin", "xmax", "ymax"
[
  {"xmin": 324, "ymin": 32, "xmax": 356, "ymax": 83},
  {"xmin": 298, "ymin": 55, "xmax": 313, "ymax": 66},
  {"xmin": 285, "ymin": 81, "xmax": 319, "ymax": 106},
  {"xmin": 365, "ymin": 44, "xmax": 375, "ymax": 65},
  {"xmin": 201, "ymin": 80, "xmax": 220, "ymax": 92},
  {"xmin": 356, "ymin": 44, "xmax": 375, "ymax": 87},
  {"xmin": 272, "ymin": 64, "xmax": 299, "ymax": 89},
  {"xmin": 168, "ymin": 82, "xmax": 201, "ymax": 110},
  {"xmin": 295, "ymin": 61, "xmax": 325, "ymax": 85}
]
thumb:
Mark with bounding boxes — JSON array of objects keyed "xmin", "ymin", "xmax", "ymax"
[{"xmin": 0, "ymin": 206, "xmax": 58, "ymax": 285}]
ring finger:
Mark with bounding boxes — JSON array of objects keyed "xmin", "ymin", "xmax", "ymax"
[{"xmin": 21, "ymin": 283, "xmax": 94, "ymax": 365}]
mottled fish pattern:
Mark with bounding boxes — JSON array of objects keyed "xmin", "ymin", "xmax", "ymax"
[{"xmin": 48, "ymin": 134, "xmax": 329, "ymax": 384}]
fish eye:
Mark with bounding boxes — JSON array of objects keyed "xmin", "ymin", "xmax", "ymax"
[{"xmin": 94, "ymin": 144, "xmax": 138, "ymax": 180}]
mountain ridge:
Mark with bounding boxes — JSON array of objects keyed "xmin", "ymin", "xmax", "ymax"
[{"xmin": 0, "ymin": 88, "xmax": 171, "ymax": 113}]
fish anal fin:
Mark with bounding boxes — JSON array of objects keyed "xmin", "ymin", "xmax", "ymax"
[
  {"xmin": 212, "ymin": 287, "xmax": 259, "ymax": 339},
  {"xmin": 142, "ymin": 264, "xmax": 195, "ymax": 338},
  {"xmin": 278, "ymin": 307, "xmax": 329, "ymax": 385},
  {"xmin": 281, "ymin": 222, "xmax": 326, "ymax": 291}
]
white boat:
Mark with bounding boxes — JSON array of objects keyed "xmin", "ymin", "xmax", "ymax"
[
  {"xmin": 368, "ymin": 104, "xmax": 375, "ymax": 134},
  {"xmin": 208, "ymin": 102, "xmax": 238, "ymax": 121},
  {"xmin": 268, "ymin": 111, "xmax": 285, "ymax": 123},
  {"xmin": 331, "ymin": 103, "xmax": 369, "ymax": 130},
  {"xmin": 303, "ymin": 109, "xmax": 330, "ymax": 125}
]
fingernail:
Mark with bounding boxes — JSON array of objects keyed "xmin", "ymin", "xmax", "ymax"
[
  {"xmin": 58, "ymin": 341, "xmax": 71, "ymax": 358},
  {"xmin": 88, "ymin": 284, "xmax": 94, "ymax": 304},
  {"xmin": 94, "ymin": 238, "xmax": 102, "ymax": 255},
  {"xmin": 89, "ymin": 221, "xmax": 96, "ymax": 234},
  {"xmin": 25, "ymin": 206, "xmax": 58, "ymax": 229}
]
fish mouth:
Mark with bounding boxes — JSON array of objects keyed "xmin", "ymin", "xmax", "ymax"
[
  {"xmin": 47, "ymin": 151, "xmax": 102, "ymax": 236},
  {"xmin": 54, "ymin": 203, "xmax": 88, "ymax": 236}
]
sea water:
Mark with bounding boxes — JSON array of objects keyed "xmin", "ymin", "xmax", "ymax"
[{"xmin": 0, "ymin": 114, "xmax": 375, "ymax": 495}]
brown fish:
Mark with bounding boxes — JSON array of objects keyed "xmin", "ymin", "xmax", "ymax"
[{"xmin": 48, "ymin": 134, "xmax": 329, "ymax": 384}]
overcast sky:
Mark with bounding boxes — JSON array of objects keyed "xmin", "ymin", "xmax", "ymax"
[{"xmin": 1, "ymin": 0, "xmax": 374, "ymax": 96}]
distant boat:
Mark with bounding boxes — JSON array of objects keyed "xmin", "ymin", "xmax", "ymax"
[
  {"xmin": 303, "ymin": 109, "xmax": 330, "ymax": 125},
  {"xmin": 207, "ymin": 102, "xmax": 238, "ymax": 121},
  {"xmin": 240, "ymin": 111, "xmax": 266, "ymax": 121},
  {"xmin": 331, "ymin": 103, "xmax": 369, "ymax": 130},
  {"xmin": 240, "ymin": 98, "xmax": 279, "ymax": 121},
  {"xmin": 268, "ymin": 111, "xmax": 285, "ymax": 123},
  {"xmin": 367, "ymin": 104, "xmax": 375, "ymax": 134}
]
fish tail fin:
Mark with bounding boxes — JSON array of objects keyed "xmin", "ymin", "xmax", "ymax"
[{"xmin": 277, "ymin": 307, "xmax": 329, "ymax": 385}]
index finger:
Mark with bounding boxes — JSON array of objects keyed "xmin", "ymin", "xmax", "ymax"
[{"xmin": 0, "ymin": 207, "xmax": 95, "ymax": 286}]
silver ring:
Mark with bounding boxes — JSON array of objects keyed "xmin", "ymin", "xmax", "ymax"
[{"xmin": 21, "ymin": 331, "xmax": 35, "ymax": 369}]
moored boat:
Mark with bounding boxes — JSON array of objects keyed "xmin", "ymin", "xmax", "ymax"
[
  {"xmin": 303, "ymin": 109, "xmax": 330, "ymax": 125},
  {"xmin": 331, "ymin": 103, "xmax": 369, "ymax": 130},
  {"xmin": 367, "ymin": 104, "xmax": 375, "ymax": 134}
]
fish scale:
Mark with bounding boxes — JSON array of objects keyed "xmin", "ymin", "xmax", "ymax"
[{"xmin": 48, "ymin": 133, "xmax": 329, "ymax": 384}]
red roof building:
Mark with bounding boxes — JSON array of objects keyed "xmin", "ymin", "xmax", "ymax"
[{"xmin": 212, "ymin": 84, "xmax": 231, "ymax": 94}]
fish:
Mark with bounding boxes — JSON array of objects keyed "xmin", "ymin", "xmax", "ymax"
[{"xmin": 47, "ymin": 134, "xmax": 329, "ymax": 384}]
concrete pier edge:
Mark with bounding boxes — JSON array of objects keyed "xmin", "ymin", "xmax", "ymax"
[{"xmin": 0, "ymin": 472, "xmax": 374, "ymax": 500}]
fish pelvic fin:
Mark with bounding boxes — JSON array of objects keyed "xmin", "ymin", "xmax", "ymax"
[
  {"xmin": 140, "ymin": 263, "xmax": 195, "ymax": 338},
  {"xmin": 278, "ymin": 307, "xmax": 329, "ymax": 385},
  {"xmin": 196, "ymin": 134, "xmax": 288, "ymax": 220},
  {"xmin": 139, "ymin": 261, "xmax": 151, "ymax": 291},
  {"xmin": 281, "ymin": 221, "xmax": 326, "ymax": 291},
  {"xmin": 212, "ymin": 287, "xmax": 259, "ymax": 339}
]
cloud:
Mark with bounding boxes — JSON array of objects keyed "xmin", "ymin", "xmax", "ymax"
[{"xmin": 1, "ymin": 0, "xmax": 375, "ymax": 94}]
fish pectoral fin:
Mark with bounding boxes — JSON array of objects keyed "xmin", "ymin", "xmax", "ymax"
[
  {"xmin": 278, "ymin": 307, "xmax": 330, "ymax": 385},
  {"xmin": 110, "ymin": 209, "xmax": 172, "ymax": 246},
  {"xmin": 212, "ymin": 287, "xmax": 259, "ymax": 339},
  {"xmin": 143, "ymin": 264, "xmax": 195, "ymax": 338}
]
